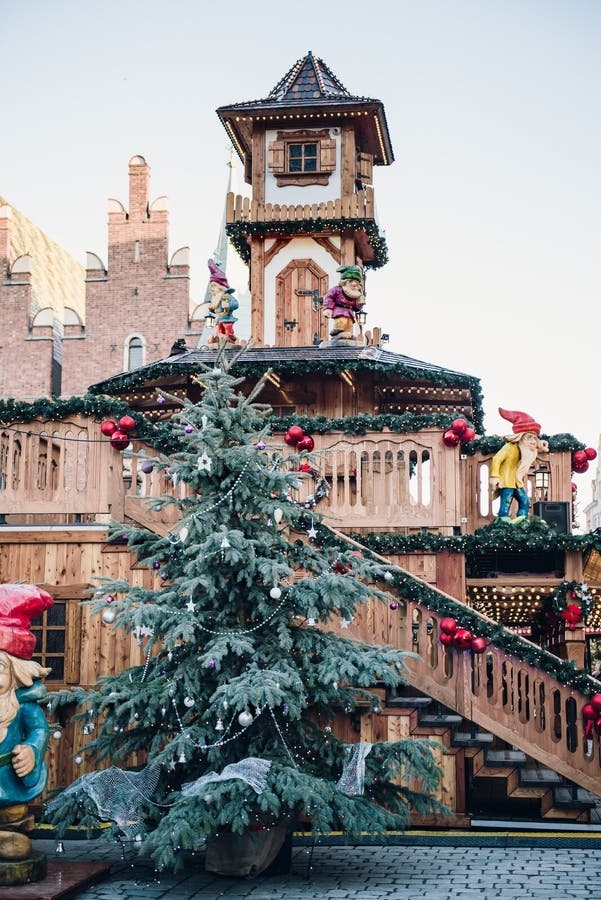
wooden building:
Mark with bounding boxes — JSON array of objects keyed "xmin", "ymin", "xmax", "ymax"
[{"xmin": 1, "ymin": 52, "xmax": 601, "ymax": 826}]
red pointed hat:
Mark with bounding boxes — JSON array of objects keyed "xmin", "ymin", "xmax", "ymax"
[
  {"xmin": 499, "ymin": 408, "xmax": 541, "ymax": 436},
  {"xmin": 207, "ymin": 259, "xmax": 229, "ymax": 288},
  {"xmin": 0, "ymin": 584, "xmax": 53, "ymax": 660}
]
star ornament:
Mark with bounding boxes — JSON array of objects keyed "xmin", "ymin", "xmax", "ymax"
[
  {"xmin": 307, "ymin": 524, "xmax": 318, "ymax": 540},
  {"xmin": 197, "ymin": 451, "xmax": 212, "ymax": 473},
  {"xmin": 186, "ymin": 599, "xmax": 196, "ymax": 612}
]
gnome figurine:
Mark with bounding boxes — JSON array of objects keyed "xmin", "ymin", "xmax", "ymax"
[
  {"xmin": 490, "ymin": 408, "xmax": 549, "ymax": 523},
  {"xmin": 206, "ymin": 259, "xmax": 239, "ymax": 344},
  {"xmin": 322, "ymin": 265, "xmax": 365, "ymax": 342},
  {"xmin": 0, "ymin": 584, "xmax": 52, "ymax": 867}
]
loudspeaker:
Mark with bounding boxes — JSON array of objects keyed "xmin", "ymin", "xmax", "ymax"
[{"xmin": 533, "ymin": 501, "xmax": 570, "ymax": 533}]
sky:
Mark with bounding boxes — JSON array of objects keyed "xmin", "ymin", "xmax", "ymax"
[{"xmin": 2, "ymin": 0, "xmax": 600, "ymax": 519}]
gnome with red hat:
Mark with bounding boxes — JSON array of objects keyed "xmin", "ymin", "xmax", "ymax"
[
  {"xmin": 490, "ymin": 408, "xmax": 549, "ymax": 522},
  {"xmin": 0, "ymin": 584, "xmax": 53, "ymax": 862},
  {"xmin": 205, "ymin": 259, "xmax": 239, "ymax": 344}
]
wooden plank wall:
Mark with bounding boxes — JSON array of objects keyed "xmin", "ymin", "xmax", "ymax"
[{"xmin": 0, "ymin": 531, "xmax": 154, "ymax": 798}]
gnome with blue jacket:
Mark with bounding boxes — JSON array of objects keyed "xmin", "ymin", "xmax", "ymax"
[{"xmin": 0, "ymin": 584, "xmax": 52, "ymax": 862}]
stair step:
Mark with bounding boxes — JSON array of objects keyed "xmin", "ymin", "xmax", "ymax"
[
  {"xmin": 453, "ymin": 731, "xmax": 494, "ymax": 747},
  {"xmin": 553, "ymin": 786, "xmax": 599, "ymax": 808},
  {"xmin": 419, "ymin": 714, "xmax": 463, "ymax": 727},
  {"xmin": 485, "ymin": 749, "xmax": 527, "ymax": 766},
  {"xmin": 542, "ymin": 807, "xmax": 589, "ymax": 821},
  {"xmin": 387, "ymin": 696, "xmax": 432, "ymax": 709},
  {"xmin": 520, "ymin": 768, "xmax": 563, "ymax": 786}
]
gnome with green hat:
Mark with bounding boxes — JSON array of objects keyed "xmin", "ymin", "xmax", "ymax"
[{"xmin": 322, "ymin": 265, "xmax": 365, "ymax": 341}]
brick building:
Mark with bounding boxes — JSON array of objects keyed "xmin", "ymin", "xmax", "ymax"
[{"xmin": 0, "ymin": 156, "xmax": 193, "ymax": 400}]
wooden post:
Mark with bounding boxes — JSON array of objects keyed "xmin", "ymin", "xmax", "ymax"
[{"xmin": 250, "ymin": 236, "xmax": 265, "ymax": 344}]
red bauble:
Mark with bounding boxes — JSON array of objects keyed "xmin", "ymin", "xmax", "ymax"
[
  {"xmin": 461, "ymin": 427, "xmax": 476, "ymax": 443},
  {"xmin": 573, "ymin": 450, "xmax": 588, "ymax": 466},
  {"xmin": 454, "ymin": 628, "xmax": 474, "ymax": 650},
  {"xmin": 451, "ymin": 418, "xmax": 468, "ymax": 436},
  {"xmin": 286, "ymin": 426, "xmax": 305, "ymax": 444},
  {"xmin": 573, "ymin": 460, "xmax": 589, "ymax": 474},
  {"xmin": 590, "ymin": 693, "xmax": 601, "ymax": 714},
  {"xmin": 440, "ymin": 617, "xmax": 458, "ymax": 635},
  {"xmin": 101, "ymin": 420, "xmax": 117, "ymax": 437},
  {"xmin": 582, "ymin": 703, "xmax": 597, "ymax": 720},
  {"xmin": 298, "ymin": 462, "xmax": 311, "ymax": 473},
  {"xmin": 118, "ymin": 415, "xmax": 136, "ymax": 434},
  {"xmin": 571, "ymin": 482, "xmax": 577, "ymax": 492},
  {"xmin": 440, "ymin": 632, "xmax": 454, "ymax": 646},
  {"xmin": 110, "ymin": 431, "xmax": 130, "ymax": 451},
  {"xmin": 284, "ymin": 431, "xmax": 297, "ymax": 446},
  {"xmin": 297, "ymin": 435, "xmax": 315, "ymax": 452},
  {"xmin": 471, "ymin": 636, "xmax": 487, "ymax": 654},
  {"xmin": 443, "ymin": 430, "xmax": 461, "ymax": 448},
  {"xmin": 585, "ymin": 447, "xmax": 597, "ymax": 461}
]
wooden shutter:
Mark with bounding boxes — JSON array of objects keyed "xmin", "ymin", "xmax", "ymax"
[
  {"xmin": 356, "ymin": 152, "xmax": 373, "ymax": 184},
  {"xmin": 268, "ymin": 140, "xmax": 285, "ymax": 173},
  {"xmin": 320, "ymin": 139, "xmax": 337, "ymax": 173}
]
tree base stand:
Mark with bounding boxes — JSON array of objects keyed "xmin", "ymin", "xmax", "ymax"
[
  {"xmin": 0, "ymin": 850, "xmax": 47, "ymax": 886},
  {"xmin": 205, "ymin": 825, "xmax": 288, "ymax": 878}
]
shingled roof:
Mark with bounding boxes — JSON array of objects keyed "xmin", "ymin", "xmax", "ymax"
[
  {"xmin": 217, "ymin": 51, "xmax": 394, "ymax": 166},
  {"xmin": 0, "ymin": 198, "xmax": 85, "ymax": 321}
]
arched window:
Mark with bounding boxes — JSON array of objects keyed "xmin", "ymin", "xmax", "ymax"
[{"xmin": 126, "ymin": 336, "xmax": 145, "ymax": 370}]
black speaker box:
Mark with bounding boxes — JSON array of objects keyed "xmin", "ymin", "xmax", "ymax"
[{"xmin": 533, "ymin": 501, "xmax": 570, "ymax": 533}]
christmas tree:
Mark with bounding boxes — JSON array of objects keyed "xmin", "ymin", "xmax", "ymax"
[{"xmin": 45, "ymin": 349, "xmax": 444, "ymax": 871}]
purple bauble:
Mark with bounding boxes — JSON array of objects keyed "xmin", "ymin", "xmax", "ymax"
[
  {"xmin": 153, "ymin": 561, "xmax": 161, "ymax": 570},
  {"xmin": 121, "ymin": 534, "xmax": 129, "ymax": 543},
  {"xmin": 157, "ymin": 396, "xmax": 165, "ymax": 405},
  {"xmin": 208, "ymin": 659, "xmax": 217, "ymax": 669},
  {"xmin": 160, "ymin": 572, "xmax": 168, "ymax": 581},
  {"xmin": 140, "ymin": 460, "xmax": 154, "ymax": 474},
  {"xmin": 256, "ymin": 440, "xmax": 266, "ymax": 450},
  {"xmin": 389, "ymin": 601, "xmax": 399, "ymax": 610},
  {"xmin": 185, "ymin": 425, "xmax": 194, "ymax": 434}
]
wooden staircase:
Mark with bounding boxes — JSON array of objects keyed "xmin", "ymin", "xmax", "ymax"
[{"xmin": 386, "ymin": 693, "xmax": 598, "ymax": 823}]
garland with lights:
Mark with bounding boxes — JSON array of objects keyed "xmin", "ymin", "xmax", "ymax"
[
  {"xmin": 226, "ymin": 218, "xmax": 389, "ymax": 270},
  {"xmin": 342, "ymin": 518, "xmax": 601, "ymax": 556},
  {"xmin": 88, "ymin": 357, "xmax": 485, "ymax": 429},
  {"xmin": 306, "ymin": 525, "xmax": 600, "ymax": 696}
]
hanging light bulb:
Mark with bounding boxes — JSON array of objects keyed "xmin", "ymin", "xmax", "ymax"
[
  {"xmin": 220, "ymin": 536, "xmax": 230, "ymax": 549},
  {"xmin": 215, "ymin": 718, "xmax": 224, "ymax": 731},
  {"xmin": 55, "ymin": 840, "xmax": 65, "ymax": 854},
  {"xmin": 273, "ymin": 508, "xmax": 283, "ymax": 524}
]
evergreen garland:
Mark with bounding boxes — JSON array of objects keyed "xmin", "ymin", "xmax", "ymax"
[
  {"xmin": 312, "ymin": 523, "xmax": 600, "ymax": 696},
  {"xmin": 225, "ymin": 218, "xmax": 389, "ymax": 270},
  {"xmin": 87, "ymin": 357, "xmax": 486, "ymax": 431}
]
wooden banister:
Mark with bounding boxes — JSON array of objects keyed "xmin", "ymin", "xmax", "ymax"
[{"xmin": 327, "ymin": 529, "xmax": 601, "ymax": 797}]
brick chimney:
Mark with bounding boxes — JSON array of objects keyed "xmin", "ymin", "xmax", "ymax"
[{"xmin": 128, "ymin": 155, "xmax": 150, "ymax": 221}]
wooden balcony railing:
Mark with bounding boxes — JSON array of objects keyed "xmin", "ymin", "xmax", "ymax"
[
  {"xmin": 1, "ymin": 420, "xmax": 574, "ymax": 539},
  {"xmin": 226, "ymin": 188, "xmax": 375, "ymax": 225},
  {"xmin": 335, "ymin": 574, "xmax": 601, "ymax": 797},
  {"xmin": 0, "ymin": 417, "xmax": 123, "ymax": 519}
]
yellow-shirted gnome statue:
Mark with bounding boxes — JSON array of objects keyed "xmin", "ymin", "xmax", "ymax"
[
  {"xmin": 490, "ymin": 408, "xmax": 548, "ymax": 524},
  {"xmin": 0, "ymin": 584, "xmax": 52, "ymax": 880}
]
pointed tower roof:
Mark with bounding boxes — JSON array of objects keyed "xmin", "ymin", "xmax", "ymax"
[
  {"xmin": 267, "ymin": 50, "xmax": 352, "ymax": 102},
  {"xmin": 217, "ymin": 51, "xmax": 394, "ymax": 166}
]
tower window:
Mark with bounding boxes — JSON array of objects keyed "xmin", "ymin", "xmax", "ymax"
[
  {"xmin": 127, "ymin": 336, "xmax": 144, "ymax": 370},
  {"xmin": 288, "ymin": 143, "xmax": 318, "ymax": 173}
]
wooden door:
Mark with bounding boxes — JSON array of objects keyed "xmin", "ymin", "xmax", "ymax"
[{"xmin": 275, "ymin": 259, "xmax": 329, "ymax": 347}]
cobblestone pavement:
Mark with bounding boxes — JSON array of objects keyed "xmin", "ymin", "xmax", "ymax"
[{"xmin": 28, "ymin": 838, "xmax": 600, "ymax": 899}]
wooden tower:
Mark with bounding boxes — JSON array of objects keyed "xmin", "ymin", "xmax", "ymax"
[{"xmin": 217, "ymin": 51, "xmax": 393, "ymax": 347}]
